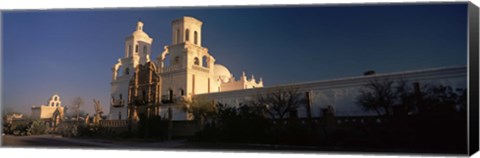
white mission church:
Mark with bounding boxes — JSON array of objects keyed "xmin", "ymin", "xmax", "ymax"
[
  {"xmin": 107, "ymin": 16, "xmax": 467, "ymax": 121},
  {"xmin": 109, "ymin": 17, "xmax": 263, "ymax": 121}
]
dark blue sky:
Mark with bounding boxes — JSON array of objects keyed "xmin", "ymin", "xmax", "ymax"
[{"xmin": 2, "ymin": 3, "xmax": 468, "ymax": 114}]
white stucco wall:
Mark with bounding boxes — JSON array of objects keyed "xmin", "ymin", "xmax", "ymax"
[{"xmin": 198, "ymin": 66, "xmax": 467, "ymax": 117}]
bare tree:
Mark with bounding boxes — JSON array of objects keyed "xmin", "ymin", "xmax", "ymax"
[
  {"xmin": 72, "ymin": 97, "xmax": 84, "ymax": 121},
  {"xmin": 356, "ymin": 79, "xmax": 397, "ymax": 117},
  {"xmin": 421, "ymin": 85, "xmax": 466, "ymax": 116},
  {"xmin": 254, "ymin": 87, "xmax": 306, "ymax": 120}
]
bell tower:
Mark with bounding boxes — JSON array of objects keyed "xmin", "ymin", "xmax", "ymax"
[
  {"xmin": 172, "ymin": 16, "xmax": 203, "ymax": 46},
  {"xmin": 109, "ymin": 21, "xmax": 154, "ymax": 120},
  {"xmin": 158, "ymin": 16, "xmax": 216, "ymax": 106},
  {"xmin": 125, "ymin": 21, "xmax": 154, "ymax": 66}
]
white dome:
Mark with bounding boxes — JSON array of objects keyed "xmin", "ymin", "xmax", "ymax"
[
  {"xmin": 132, "ymin": 30, "xmax": 150, "ymax": 38},
  {"xmin": 132, "ymin": 21, "xmax": 151, "ymax": 38},
  {"xmin": 214, "ymin": 64, "xmax": 232, "ymax": 83}
]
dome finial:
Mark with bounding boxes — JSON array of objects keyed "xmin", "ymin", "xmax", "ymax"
[{"xmin": 136, "ymin": 20, "xmax": 144, "ymax": 31}]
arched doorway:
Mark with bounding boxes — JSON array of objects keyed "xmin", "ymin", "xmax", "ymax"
[{"xmin": 52, "ymin": 109, "xmax": 61, "ymax": 131}]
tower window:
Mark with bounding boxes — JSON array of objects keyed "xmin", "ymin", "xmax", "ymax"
[
  {"xmin": 128, "ymin": 45, "xmax": 132, "ymax": 55},
  {"xmin": 194, "ymin": 31, "xmax": 198, "ymax": 44},
  {"xmin": 135, "ymin": 45, "xmax": 138, "ymax": 52},
  {"xmin": 118, "ymin": 66, "xmax": 123, "ymax": 76},
  {"xmin": 168, "ymin": 89, "xmax": 174, "ymax": 101},
  {"xmin": 180, "ymin": 89, "xmax": 185, "ymax": 96},
  {"xmin": 185, "ymin": 29, "xmax": 190, "ymax": 41},
  {"xmin": 125, "ymin": 68, "xmax": 130, "ymax": 75},
  {"xmin": 142, "ymin": 90, "xmax": 146, "ymax": 101},
  {"xmin": 143, "ymin": 46, "xmax": 147, "ymax": 54},
  {"xmin": 119, "ymin": 94, "xmax": 123, "ymax": 100},
  {"xmin": 202, "ymin": 56, "xmax": 208, "ymax": 67},
  {"xmin": 174, "ymin": 56, "xmax": 180, "ymax": 64},
  {"xmin": 164, "ymin": 54, "xmax": 171, "ymax": 67},
  {"xmin": 194, "ymin": 57, "xmax": 199, "ymax": 65},
  {"xmin": 176, "ymin": 29, "xmax": 180, "ymax": 44}
]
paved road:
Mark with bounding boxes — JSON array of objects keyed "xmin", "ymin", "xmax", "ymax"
[
  {"xmin": 1, "ymin": 134, "xmax": 331, "ymax": 152},
  {"xmin": 1, "ymin": 135, "xmax": 445, "ymax": 154},
  {"xmin": 2, "ymin": 135, "xmax": 104, "ymax": 148},
  {"xmin": 1, "ymin": 135, "xmax": 188, "ymax": 149},
  {"xmin": 1, "ymin": 134, "xmax": 335, "ymax": 154}
]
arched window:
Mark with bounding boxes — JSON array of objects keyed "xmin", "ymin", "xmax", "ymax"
[
  {"xmin": 194, "ymin": 57, "xmax": 200, "ymax": 65},
  {"xmin": 128, "ymin": 45, "xmax": 132, "ymax": 56},
  {"xmin": 56, "ymin": 103, "xmax": 59, "ymax": 107},
  {"xmin": 143, "ymin": 45, "xmax": 147, "ymax": 54},
  {"xmin": 194, "ymin": 31, "xmax": 198, "ymax": 44},
  {"xmin": 118, "ymin": 66, "xmax": 123, "ymax": 76},
  {"xmin": 168, "ymin": 89, "xmax": 174, "ymax": 101},
  {"xmin": 176, "ymin": 29, "xmax": 180, "ymax": 44},
  {"xmin": 174, "ymin": 56, "xmax": 180, "ymax": 64},
  {"xmin": 164, "ymin": 54, "xmax": 171, "ymax": 67},
  {"xmin": 142, "ymin": 90, "xmax": 146, "ymax": 101},
  {"xmin": 125, "ymin": 68, "xmax": 130, "ymax": 75},
  {"xmin": 185, "ymin": 29, "xmax": 190, "ymax": 41},
  {"xmin": 202, "ymin": 56, "xmax": 208, "ymax": 67},
  {"xmin": 179, "ymin": 89, "xmax": 185, "ymax": 96}
]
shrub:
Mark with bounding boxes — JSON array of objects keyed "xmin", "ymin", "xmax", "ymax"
[
  {"xmin": 3, "ymin": 119, "xmax": 50, "ymax": 136},
  {"xmin": 28, "ymin": 119, "xmax": 49, "ymax": 135}
]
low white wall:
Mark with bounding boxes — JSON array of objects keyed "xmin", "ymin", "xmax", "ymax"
[{"xmin": 197, "ymin": 66, "xmax": 467, "ymax": 117}]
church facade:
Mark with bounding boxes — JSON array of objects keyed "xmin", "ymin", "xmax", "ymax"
[{"xmin": 108, "ymin": 17, "xmax": 263, "ymax": 120}]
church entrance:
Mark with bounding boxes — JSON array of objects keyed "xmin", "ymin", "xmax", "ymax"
[{"xmin": 52, "ymin": 110, "xmax": 61, "ymax": 131}]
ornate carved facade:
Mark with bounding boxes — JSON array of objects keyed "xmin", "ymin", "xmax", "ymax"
[{"xmin": 128, "ymin": 61, "xmax": 161, "ymax": 121}]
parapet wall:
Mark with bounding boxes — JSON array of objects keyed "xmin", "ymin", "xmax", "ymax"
[{"xmin": 198, "ymin": 66, "xmax": 467, "ymax": 117}]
